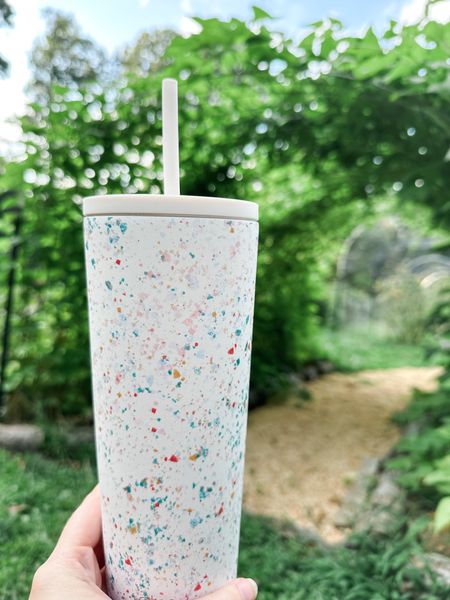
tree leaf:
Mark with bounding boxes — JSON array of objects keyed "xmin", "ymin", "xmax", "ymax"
[
  {"xmin": 252, "ymin": 6, "xmax": 273, "ymax": 21},
  {"xmin": 434, "ymin": 496, "xmax": 450, "ymax": 534}
]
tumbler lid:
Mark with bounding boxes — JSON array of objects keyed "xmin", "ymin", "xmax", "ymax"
[{"xmin": 83, "ymin": 194, "xmax": 258, "ymax": 221}]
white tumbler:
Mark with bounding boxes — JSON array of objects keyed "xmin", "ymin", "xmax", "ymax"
[{"xmin": 83, "ymin": 192, "xmax": 259, "ymax": 600}]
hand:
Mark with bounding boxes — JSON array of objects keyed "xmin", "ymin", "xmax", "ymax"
[{"xmin": 29, "ymin": 486, "xmax": 258, "ymax": 600}]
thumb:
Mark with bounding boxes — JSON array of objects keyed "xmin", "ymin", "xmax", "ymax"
[{"xmin": 203, "ymin": 578, "xmax": 258, "ymax": 600}]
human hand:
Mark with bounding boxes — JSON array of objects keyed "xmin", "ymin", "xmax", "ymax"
[{"xmin": 29, "ymin": 486, "xmax": 258, "ymax": 600}]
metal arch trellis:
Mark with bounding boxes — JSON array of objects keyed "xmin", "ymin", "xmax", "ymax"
[{"xmin": 0, "ymin": 190, "xmax": 23, "ymax": 415}]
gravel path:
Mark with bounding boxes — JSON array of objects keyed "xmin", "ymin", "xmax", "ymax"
[{"xmin": 243, "ymin": 367, "xmax": 442, "ymax": 543}]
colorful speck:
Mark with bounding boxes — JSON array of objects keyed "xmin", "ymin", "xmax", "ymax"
[
  {"xmin": 83, "ymin": 215, "xmax": 258, "ymax": 598},
  {"xmin": 199, "ymin": 486, "xmax": 213, "ymax": 500},
  {"xmin": 190, "ymin": 515, "xmax": 203, "ymax": 528},
  {"xmin": 189, "ymin": 447, "xmax": 209, "ymax": 461},
  {"xmin": 129, "ymin": 524, "xmax": 139, "ymax": 535}
]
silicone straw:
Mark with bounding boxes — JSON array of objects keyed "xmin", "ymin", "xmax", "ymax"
[{"xmin": 162, "ymin": 78, "xmax": 180, "ymax": 195}]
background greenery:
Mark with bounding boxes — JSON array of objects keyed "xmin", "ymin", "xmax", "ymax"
[
  {"xmin": 1, "ymin": 2, "xmax": 450, "ymax": 598},
  {"xmin": 1, "ymin": 448, "xmax": 448, "ymax": 600},
  {"xmin": 1, "ymin": 5, "xmax": 449, "ymax": 416}
]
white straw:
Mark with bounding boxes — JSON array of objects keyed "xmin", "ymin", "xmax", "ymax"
[{"xmin": 162, "ymin": 78, "xmax": 180, "ymax": 196}]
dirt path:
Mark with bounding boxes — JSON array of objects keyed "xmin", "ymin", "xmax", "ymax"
[{"xmin": 243, "ymin": 367, "xmax": 442, "ymax": 543}]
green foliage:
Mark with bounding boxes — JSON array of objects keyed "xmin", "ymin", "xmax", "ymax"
[
  {"xmin": 240, "ymin": 517, "xmax": 448, "ymax": 599},
  {"xmin": 27, "ymin": 8, "xmax": 107, "ymax": 102},
  {"xmin": 432, "ymin": 496, "xmax": 450, "ymax": 534},
  {"xmin": 0, "ymin": 448, "xmax": 447, "ymax": 599},
  {"xmin": 251, "ymin": 6, "xmax": 273, "ymax": 22},
  {"xmin": 119, "ymin": 29, "xmax": 175, "ymax": 76},
  {"xmin": 1, "ymin": 13, "xmax": 449, "ymax": 416},
  {"xmin": 387, "ymin": 422, "xmax": 450, "ymax": 502},
  {"xmin": 427, "ymin": 287, "xmax": 450, "ymax": 373},
  {"xmin": 378, "ymin": 267, "xmax": 427, "ymax": 344},
  {"xmin": 389, "ymin": 286, "xmax": 450, "ymax": 526},
  {"xmin": 0, "ymin": 0, "xmax": 12, "ymax": 25},
  {"xmin": 0, "ymin": 0, "xmax": 13, "ymax": 74},
  {"xmin": 424, "ymin": 455, "xmax": 450, "ymax": 496},
  {"xmin": 320, "ymin": 327, "xmax": 428, "ymax": 371},
  {"xmin": 393, "ymin": 387, "xmax": 450, "ymax": 428},
  {"xmin": 0, "ymin": 449, "xmax": 96, "ymax": 598}
]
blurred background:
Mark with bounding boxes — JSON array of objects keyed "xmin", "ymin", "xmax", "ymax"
[{"xmin": 1, "ymin": 0, "xmax": 450, "ymax": 598}]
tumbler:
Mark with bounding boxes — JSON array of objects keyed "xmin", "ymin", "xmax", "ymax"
[{"xmin": 83, "ymin": 192, "xmax": 259, "ymax": 599}]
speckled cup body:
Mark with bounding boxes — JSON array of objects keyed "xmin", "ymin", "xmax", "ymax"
[{"xmin": 83, "ymin": 215, "xmax": 258, "ymax": 600}]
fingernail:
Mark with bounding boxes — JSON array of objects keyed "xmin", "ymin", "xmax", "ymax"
[{"xmin": 235, "ymin": 578, "xmax": 258, "ymax": 600}]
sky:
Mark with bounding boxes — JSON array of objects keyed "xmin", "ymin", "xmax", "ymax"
[{"xmin": 0, "ymin": 0, "xmax": 449, "ymax": 143}]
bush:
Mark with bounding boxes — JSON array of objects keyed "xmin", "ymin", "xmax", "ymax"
[{"xmin": 1, "ymin": 13, "xmax": 449, "ymax": 418}]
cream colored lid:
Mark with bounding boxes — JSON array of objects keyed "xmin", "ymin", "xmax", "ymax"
[{"xmin": 83, "ymin": 194, "xmax": 258, "ymax": 221}]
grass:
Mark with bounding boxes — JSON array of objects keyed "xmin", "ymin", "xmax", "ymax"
[
  {"xmin": 0, "ymin": 449, "xmax": 447, "ymax": 599},
  {"xmin": 0, "ymin": 449, "xmax": 96, "ymax": 599},
  {"xmin": 320, "ymin": 327, "xmax": 430, "ymax": 371},
  {"xmin": 239, "ymin": 516, "xmax": 446, "ymax": 600}
]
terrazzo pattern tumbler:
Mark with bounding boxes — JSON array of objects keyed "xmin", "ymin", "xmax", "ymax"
[{"xmin": 83, "ymin": 189, "xmax": 259, "ymax": 600}]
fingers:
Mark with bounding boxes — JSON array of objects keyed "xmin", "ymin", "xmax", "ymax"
[
  {"xmin": 54, "ymin": 485, "xmax": 102, "ymax": 555},
  {"xmin": 203, "ymin": 578, "xmax": 258, "ymax": 600},
  {"xmin": 30, "ymin": 485, "xmax": 109, "ymax": 600},
  {"xmin": 51, "ymin": 486, "xmax": 258, "ymax": 600}
]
